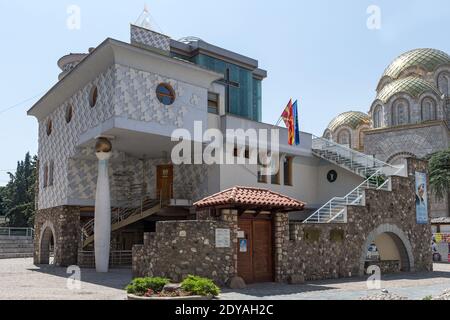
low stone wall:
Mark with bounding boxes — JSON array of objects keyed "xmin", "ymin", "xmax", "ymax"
[
  {"xmin": 365, "ymin": 260, "xmax": 401, "ymax": 275},
  {"xmin": 133, "ymin": 220, "xmax": 237, "ymax": 286},
  {"xmin": 34, "ymin": 206, "xmax": 80, "ymax": 267}
]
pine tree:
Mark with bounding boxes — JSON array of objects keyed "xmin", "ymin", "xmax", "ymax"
[{"xmin": 2, "ymin": 153, "xmax": 37, "ymax": 227}]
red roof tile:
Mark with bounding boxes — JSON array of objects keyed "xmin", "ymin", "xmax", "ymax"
[{"xmin": 194, "ymin": 186, "xmax": 306, "ymax": 211}]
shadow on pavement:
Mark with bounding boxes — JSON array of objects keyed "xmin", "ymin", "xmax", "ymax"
[
  {"xmin": 223, "ymin": 266, "xmax": 450, "ymax": 298},
  {"xmin": 28, "ymin": 264, "xmax": 132, "ymax": 290}
]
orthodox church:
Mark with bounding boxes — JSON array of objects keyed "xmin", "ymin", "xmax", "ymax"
[{"xmin": 324, "ymin": 49, "xmax": 450, "ymax": 220}]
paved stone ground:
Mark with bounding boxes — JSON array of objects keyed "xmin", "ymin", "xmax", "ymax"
[
  {"xmin": 0, "ymin": 258, "xmax": 450, "ymax": 300},
  {"xmin": 0, "ymin": 258, "xmax": 131, "ymax": 300},
  {"xmin": 221, "ymin": 264, "xmax": 450, "ymax": 300}
]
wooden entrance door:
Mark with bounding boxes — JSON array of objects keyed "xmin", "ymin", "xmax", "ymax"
[
  {"xmin": 157, "ymin": 165, "xmax": 173, "ymax": 202},
  {"xmin": 237, "ymin": 217, "xmax": 273, "ymax": 283}
]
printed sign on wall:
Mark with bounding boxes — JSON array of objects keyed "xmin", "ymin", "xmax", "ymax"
[
  {"xmin": 215, "ymin": 229, "xmax": 231, "ymax": 248},
  {"xmin": 415, "ymin": 172, "xmax": 428, "ymax": 225}
]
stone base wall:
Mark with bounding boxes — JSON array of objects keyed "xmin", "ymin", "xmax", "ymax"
[
  {"xmin": 278, "ymin": 158, "xmax": 433, "ymax": 282},
  {"xmin": 34, "ymin": 206, "xmax": 80, "ymax": 267},
  {"xmin": 133, "ymin": 158, "xmax": 433, "ymax": 286},
  {"xmin": 133, "ymin": 220, "xmax": 237, "ymax": 286},
  {"xmin": 365, "ymin": 260, "xmax": 401, "ymax": 275}
]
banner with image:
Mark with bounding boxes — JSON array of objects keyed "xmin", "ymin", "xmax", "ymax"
[{"xmin": 415, "ymin": 172, "xmax": 428, "ymax": 225}]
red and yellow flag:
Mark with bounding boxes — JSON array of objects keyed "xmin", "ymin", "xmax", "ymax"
[{"xmin": 281, "ymin": 99, "xmax": 295, "ymax": 145}]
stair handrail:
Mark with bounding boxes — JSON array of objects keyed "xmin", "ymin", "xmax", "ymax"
[
  {"xmin": 81, "ymin": 194, "xmax": 157, "ymax": 244},
  {"xmin": 303, "ymin": 169, "xmax": 386, "ymax": 224},
  {"xmin": 0, "ymin": 227, "xmax": 35, "ymax": 238},
  {"xmin": 303, "ymin": 163, "xmax": 406, "ymax": 224},
  {"xmin": 312, "ymin": 135, "xmax": 395, "ymax": 170}
]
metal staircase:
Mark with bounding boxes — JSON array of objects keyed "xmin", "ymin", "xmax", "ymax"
[
  {"xmin": 304, "ymin": 135, "xmax": 405, "ymax": 224},
  {"xmin": 81, "ymin": 197, "xmax": 161, "ymax": 248}
]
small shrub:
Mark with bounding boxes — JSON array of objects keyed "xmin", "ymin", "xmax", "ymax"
[
  {"xmin": 126, "ymin": 277, "xmax": 170, "ymax": 296},
  {"xmin": 181, "ymin": 275, "xmax": 221, "ymax": 297},
  {"xmin": 423, "ymin": 295, "xmax": 433, "ymax": 301}
]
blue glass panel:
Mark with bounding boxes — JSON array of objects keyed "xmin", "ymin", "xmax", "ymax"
[{"xmin": 191, "ymin": 53, "xmax": 261, "ymax": 121}]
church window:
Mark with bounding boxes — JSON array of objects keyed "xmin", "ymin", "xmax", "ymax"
[
  {"xmin": 65, "ymin": 104, "xmax": 73, "ymax": 124},
  {"xmin": 392, "ymin": 99, "xmax": 409, "ymax": 126},
  {"xmin": 438, "ymin": 72, "xmax": 450, "ymax": 96},
  {"xmin": 89, "ymin": 86, "xmax": 98, "ymax": 108},
  {"xmin": 359, "ymin": 130, "xmax": 366, "ymax": 150},
  {"xmin": 373, "ymin": 105, "xmax": 383, "ymax": 128},
  {"xmin": 156, "ymin": 83, "xmax": 176, "ymax": 105},
  {"xmin": 337, "ymin": 130, "xmax": 351, "ymax": 147},
  {"xmin": 421, "ymin": 98, "xmax": 437, "ymax": 122}
]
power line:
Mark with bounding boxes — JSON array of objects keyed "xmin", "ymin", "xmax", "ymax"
[{"xmin": 0, "ymin": 91, "xmax": 46, "ymax": 116}]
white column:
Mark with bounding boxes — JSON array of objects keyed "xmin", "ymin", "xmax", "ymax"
[{"xmin": 94, "ymin": 151, "xmax": 112, "ymax": 273}]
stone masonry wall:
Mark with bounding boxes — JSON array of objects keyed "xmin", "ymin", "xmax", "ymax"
[
  {"xmin": 34, "ymin": 206, "xmax": 80, "ymax": 267},
  {"xmin": 133, "ymin": 220, "xmax": 237, "ymax": 286},
  {"xmin": 279, "ymin": 158, "xmax": 433, "ymax": 282}
]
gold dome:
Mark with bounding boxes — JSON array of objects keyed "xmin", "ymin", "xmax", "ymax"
[
  {"xmin": 326, "ymin": 111, "xmax": 370, "ymax": 133},
  {"xmin": 376, "ymin": 76, "xmax": 440, "ymax": 103},
  {"xmin": 382, "ymin": 48, "xmax": 450, "ymax": 81},
  {"xmin": 95, "ymin": 138, "xmax": 112, "ymax": 153}
]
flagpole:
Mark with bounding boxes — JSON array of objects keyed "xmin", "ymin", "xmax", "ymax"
[{"xmin": 275, "ymin": 116, "xmax": 283, "ymax": 127}]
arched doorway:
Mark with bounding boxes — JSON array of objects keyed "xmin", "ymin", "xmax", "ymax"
[
  {"xmin": 359, "ymin": 224, "xmax": 414, "ymax": 276},
  {"xmin": 38, "ymin": 222, "xmax": 56, "ymax": 265}
]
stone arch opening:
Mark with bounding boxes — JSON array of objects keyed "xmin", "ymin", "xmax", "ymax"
[
  {"xmin": 359, "ymin": 224, "xmax": 414, "ymax": 276},
  {"xmin": 387, "ymin": 152, "xmax": 417, "ymax": 166},
  {"xmin": 39, "ymin": 222, "xmax": 56, "ymax": 265}
]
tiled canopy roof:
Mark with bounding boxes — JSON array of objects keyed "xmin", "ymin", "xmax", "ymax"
[
  {"xmin": 382, "ymin": 48, "xmax": 450, "ymax": 80},
  {"xmin": 376, "ymin": 76, "xmax": 440, "ymax": 103},
  {"xmin": 194, "ymin": 186, "xmax": 306, "ymax": 211}
]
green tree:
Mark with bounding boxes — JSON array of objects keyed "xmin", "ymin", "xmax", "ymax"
[
  {"xmin": 2, "ymin": 153, "xmax": 37, "ymax": 227},
  {"xmin": 428, "ymin": 149, "xmax": 450, "ymax": 202}
]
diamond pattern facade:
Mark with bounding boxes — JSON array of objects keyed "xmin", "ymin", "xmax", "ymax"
[
  {"xmin": 38, "ymin": 64, "xmax": 208, "ymax": 209},
  {"xmin": 130, "ymin": 25, "xmax": 170, "ymax": 52}
]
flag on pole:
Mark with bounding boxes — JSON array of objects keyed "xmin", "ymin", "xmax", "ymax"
[
  {"xmin": 292, "ymin": 100, "xmax": 300, "ymax": 145},
  {"xmin": 281, "ymin": 99, "xmax": 295, "ymax": 145}
]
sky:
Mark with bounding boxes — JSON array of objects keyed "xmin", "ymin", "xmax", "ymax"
[{"xmin": 0, "ymin": 0, "xmax": 449, "ymax": 186}]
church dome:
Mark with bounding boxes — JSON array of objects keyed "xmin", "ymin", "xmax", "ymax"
[
  {"xmin": 376, "ymin": 76, "xmax": 441, "ymax": 103},
  {"xmin": 326, "ymin": 111, "xmax": 370, "ymax": 132},
  {"xmin": 381, "ymin": 48, "xmax": 450, "ymax": 81}
]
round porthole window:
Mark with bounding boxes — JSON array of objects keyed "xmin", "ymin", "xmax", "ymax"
[
  {"xmin": 46, "ymin": 119, "xmax": 53, "ymax": 136},
  {"xmin": 65, "ymin": 104, "xmax": 73, "ymax": 124},
  {"xmin": 156, "ymin": 83, "xmax": 176, "ymax": 105},
  {"xmin": 89, "ymin": 86, "xmax": 98, "ymax": 108},
  {"xmin": 327, "ymin": 170, "xmax": 338, "ymax": 183}
]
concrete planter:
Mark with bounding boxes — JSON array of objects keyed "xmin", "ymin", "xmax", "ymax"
[{"xmin": 127, "ymin": 294, "xmax": 214, "ymax": 301}]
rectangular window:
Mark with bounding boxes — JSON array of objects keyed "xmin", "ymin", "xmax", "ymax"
[
  {"xmin": 271, "ymin": 171, "xmax": 280, "ymax": 185},
  {"xmin": 208, "ymin": 92, "xmax": 219, "ymax": 114},
  {"xmin": 48, "ymin": 161, "xmax": 54, "ymax": 187},
  {"xmin": 233, "ymin": 147, "xmax": 250, "ymax": 159},
  {"xmin": 270, "ymin": 153, "xmax": 280, "ymax": 185},
  {"xmin": 283, "ymin": 156, "xmax": 293, "ymax": 186},
  {"xmin": 257, "ymin": 154, "xmax": 267, "ymax": 184},
  {"xmin": 43, "ymin": 164, "xmax": 48, "ymax": 189}
]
